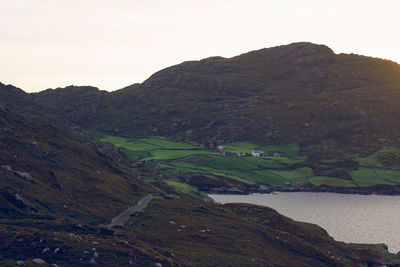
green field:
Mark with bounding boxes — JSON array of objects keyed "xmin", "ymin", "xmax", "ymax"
[
  {"xmin": 95, "ymin": 133, "xmax": 400, "ymax": 190},
  {"xmin": 350, "ymin": 168, "xmax": 400, "ymax": 187}
]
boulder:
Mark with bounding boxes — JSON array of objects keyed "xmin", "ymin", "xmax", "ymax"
[
  {"xmin": 32, "ymin": 258, "xmax": 46, "ymax": 264},
  {"xmin": 1, "ymin": 165, "xmax": 11, "ymax": 171},
  {"xmin": 14, "ymin": 171, "xmax": 33, "ymax": 182}
]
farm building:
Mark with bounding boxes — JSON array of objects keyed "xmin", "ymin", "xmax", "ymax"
[
  {"xmin": 252, "ymin": 150, "xmax": 267, "ymax": 157},
  {"xmin": 216, "ymin": 145, "xmax": 224, "ymax": 152}
]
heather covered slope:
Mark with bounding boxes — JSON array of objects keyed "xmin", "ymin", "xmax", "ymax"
[
  {"xmin": 113, "ymin": 42, "xmax": 400, "ymax": 146},
  {"xmin": 0, "ymin": 107, "xmax": 155, "ymax": 223},
  {"xmin": 3, "ymin": 42, "xmax": 400, "ymax": 148},
  {"xmin": 2, "ymin": 42, "xmax": 400, "ymax": 190},
  {"xmin": 1, "ymin": 107, "xmax": 399, "ymax": 266}
]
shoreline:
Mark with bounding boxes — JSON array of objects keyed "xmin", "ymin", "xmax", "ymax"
[{"xmin": 203, "ymin": 184, "xmax": 400, "ymax": 196}]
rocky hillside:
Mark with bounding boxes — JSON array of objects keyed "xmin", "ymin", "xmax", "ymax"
[
  {"xmin": 114, "ymin": 42, "xmax": 400, "ymax": 147},
  {"xmin": 3, "ymin": 42, "xmax": 400, "ymax": 150},
  {"xmin": 0, "ymin": 106, "xmax": 155, "ymax": 222},
  {"xmin": 1, "ymin": 107, "xmax": 398, "ymax": 266}
]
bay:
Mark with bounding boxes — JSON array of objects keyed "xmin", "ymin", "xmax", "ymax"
[{"xmin": 209, "ymin": 192, "xmax": 400, "ymax": 253}]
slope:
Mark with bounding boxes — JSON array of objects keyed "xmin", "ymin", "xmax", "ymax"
[{"xmin": 1, "ymin": 107, "xmax": 399, "ymax": 266}]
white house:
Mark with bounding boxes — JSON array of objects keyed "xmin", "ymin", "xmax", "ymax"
[{"xmin": 252, "ymin": 150, "xmax": 266, "ymax": 157}]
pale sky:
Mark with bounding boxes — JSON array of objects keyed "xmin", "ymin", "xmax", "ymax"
[{"xmin": 1, "ymin": 0, "xmax": 399, "ymax": 92}]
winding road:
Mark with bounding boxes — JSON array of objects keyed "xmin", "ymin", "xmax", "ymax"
[{"xmin": 109, "ymin": 194, "xmax": 153, "ymax": 227}]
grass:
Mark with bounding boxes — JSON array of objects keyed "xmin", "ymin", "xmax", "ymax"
[
  {"xmin": 307, "ymin": 176, "xmax": 356, "ymax": 187},
  {"xmin": 356, "ymin": 147, "xmax": 400, "ymax": 169},
  {"xmin": 143, "ymin": 149, "xmax": 217, "ymax": 160},
  {"xmin": 268, "ymin": 167, "xmax": 314, "ymax": 185},
  {"xmin": 259, "ymin": 144, "xmax": 305, "ymax": 159},
  {"xmin": 350, "ymin": 168, "xmax": 400, "ymax": 187},
  {"xmin": 223, "ymin": 142, "xmax": 257, "ymax": 153},
  {"xmin": 374, "ymin": 169, "xmax": 400, "ymax": 184},
  {"xmin": 99, "ymin": 135, "xmax": 198, "ymax": 151},
  {"xmin": 165, "ymin": 180, "xmax": 200, "ymax": 195},
  {"xmin": 95, "ymin": 133, "xmax": 400, "ymax": 189}
]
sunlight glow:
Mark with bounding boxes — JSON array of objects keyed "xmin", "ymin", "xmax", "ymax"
[{"xmin": 1, "ymin": 0, "xmax": 399, "ymax": 92}]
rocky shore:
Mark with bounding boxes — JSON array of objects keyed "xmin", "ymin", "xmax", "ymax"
[{"xmin": 205, "ymin": 184, "xmax": 400, "ymax": 196}]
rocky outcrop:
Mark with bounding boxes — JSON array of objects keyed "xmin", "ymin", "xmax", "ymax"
[
  {"xmin": 32, "ymin": 258, "xmax": 46, "ymax": 264},
  {"xmin": 14, "ymin": 171, "xmax": 34, "ymax": 183}
]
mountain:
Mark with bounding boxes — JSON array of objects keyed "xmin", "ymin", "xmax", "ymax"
[
  {"xmin": 114, "ymin": 42, "xmax": 400, "ymax": 146},
  {"xmin": 4, "ymin": 42, "xmax": 400, "ymax": 149},
  {"xmin": 2, "ymin": 42, "xmax": 400, "ymax": 190},
  {"xmin": 0, "ymin": 106, "xmax": 397, "ymax": 265}
]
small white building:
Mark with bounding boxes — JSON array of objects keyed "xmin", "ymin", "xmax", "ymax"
[
  {"xmin": 252, "ymin": 150, "xmax": 266, "ymax": 157},
  {"xmin": 216, "ymin": 145, "xmax": 224, "ymax": 152}
]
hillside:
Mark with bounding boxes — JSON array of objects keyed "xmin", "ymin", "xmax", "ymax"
[
  {"xmin": 1, "ymin": 42, "xmax": 400, "ymax": 191},
  {"xmin": 114, "ymin": 42, "xmax": 400, "ymax": 147},
  {"xmin": 3, "ymin": 42, "xmax": 400, "ymax": 148},
  {"xmin": 0, "ymin": 106, "xmax": 155, "ymax": 222},
  {"xmin": 1, "ymin": 108, "xmax": 399, "ymax": 266}
]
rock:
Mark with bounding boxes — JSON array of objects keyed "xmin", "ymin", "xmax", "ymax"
[
  {"xmin": 53, "ymin": 248, "xmax": 60, "ymax": 253},
  {"xmin": 155, "ymin": 263, "xmax": 163, "ymax": 267},
  {"xmin": 31, "ymin": 141, "xmax": 40, "ymax": 148},
  {"xmin": 52, "ymin": 264, "xmax": 60, "ymax": 267},
  {"xmin": 93, "ymin": 251, "xmax": 99, "ymax": 258},
  {"xmin": 32, "ymin": 258, "xmax": 46, "ymax": 264},
  {"xmin": 14, "ymin": 171, "xmax": 33, "ymax": 182},
  {"xmin": 42, "ymin": 247, "xmax": 50, "ymax": 254},
  {"xmin": 14, "ymin": 194, "xmax": 34, "ymax": 213},
  {"xmin": 15, "ymin": 260, "xmax": 25, "ymax": 266},
  {"xmin": 1, "ymin": 165, "xmax": 11, "ymax": 171},
  {"xmin": 89, "ymin": 258, "xmax": 96, "ymax": 264},
  {"xmin": 91, "ymin": 241, "xmax": 99, "ymax": 244}
]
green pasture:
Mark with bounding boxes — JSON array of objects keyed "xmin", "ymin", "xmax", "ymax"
[
  {"xmin": 95, "ymin": 133, "xmax": 400, "ymax": 189},
  {"xmin": 356, "ymin": 147, "xmax": 400, "ymax": 169},
  {"xmin": 165, "ymin": 180, "xmax": 200, "ymax": 194},
  {"xmin": 351, "ymin": 168, "xmax": 400, "ymax": 186},
  {"xmin": 307, "ymin": 176, "xmax": 355, "ymax": 187}
]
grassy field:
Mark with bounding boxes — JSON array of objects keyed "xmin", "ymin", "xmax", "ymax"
[
  {"xmin": 350, "ymin": 168, "xmax": 400, "ymax": 187},
  {"xmin": 95, "ymin": 133, "xmax": 400, "ymax": 190}
]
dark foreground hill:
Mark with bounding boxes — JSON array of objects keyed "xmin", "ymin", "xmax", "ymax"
[{"xmin": 1, "ymin": 107, "xmax": 398, "ymax": 266}]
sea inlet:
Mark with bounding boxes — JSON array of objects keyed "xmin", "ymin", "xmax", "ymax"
[{"xmin": 209, "ymin": 192, "xmax": 400, "ymax": 253}]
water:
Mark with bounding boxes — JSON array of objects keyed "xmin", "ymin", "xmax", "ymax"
[{"xmin": 209, "ymin": 192, "xmax": 400, "ymax": 253}]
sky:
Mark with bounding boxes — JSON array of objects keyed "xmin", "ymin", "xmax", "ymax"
[{"xmin": 1, "ymin": 0, "xmax": 399, "ymax": 92}]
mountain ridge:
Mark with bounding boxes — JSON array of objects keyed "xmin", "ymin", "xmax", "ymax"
[{"xmin": 2, "ymin": 42, "xmax": 400, "ymax": 166}]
